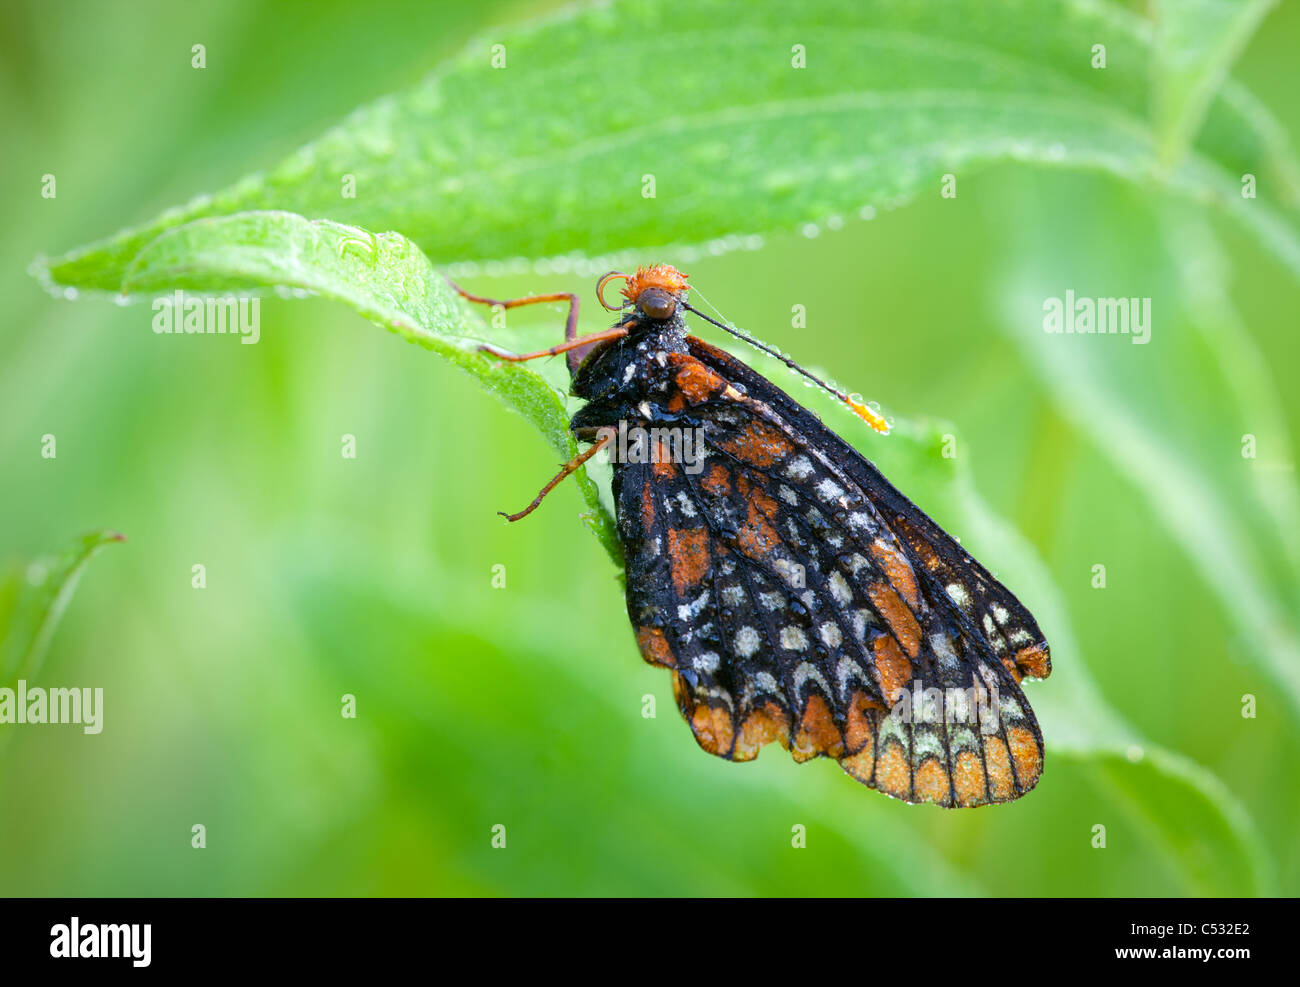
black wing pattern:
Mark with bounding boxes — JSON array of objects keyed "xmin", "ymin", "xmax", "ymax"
[{"xmin": 617, "ymin": 336, "xmax": 1050, "ymax": 807}]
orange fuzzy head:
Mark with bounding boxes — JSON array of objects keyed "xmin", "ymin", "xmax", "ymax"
[
  {"xmin": 621, "ymin": 264, "xmax": 689, "ymax": 304},
  {"xmin": 598, "ymin": 265, "xmax": 690, "ymax": 321}
]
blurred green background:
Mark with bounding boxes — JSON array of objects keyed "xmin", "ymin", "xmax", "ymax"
[{"xmin": 1, "ymin": 0, "xmax": 1297, "ymax": 896}]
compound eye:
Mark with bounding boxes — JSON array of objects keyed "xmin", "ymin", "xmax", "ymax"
[{"xmin": 638, "ymin": 288, "xmax": 677, "ymax": 321}]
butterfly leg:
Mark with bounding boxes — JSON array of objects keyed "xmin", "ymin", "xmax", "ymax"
[
  {"xmin": 498, "ymin": 432, "xmax": 613, "ymax": 522},
  {"xmin": 446, "ymin": 279, "xmax": 628, "ymax": 372},
  {"xmin": 477, "ymin": 324, "xmax": 632, "ymax": 364}
]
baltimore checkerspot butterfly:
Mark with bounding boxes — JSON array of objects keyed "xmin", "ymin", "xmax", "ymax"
[{"xmin": 452, "ymin": 265, "xmax": 1050, "ymax": 807}]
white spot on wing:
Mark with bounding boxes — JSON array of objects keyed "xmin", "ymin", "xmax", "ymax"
[
  {"xmin": 946, "ymin": 582, "xmax": 971, "ymax": 608},
  {"xmin": 848, "ymin": 512, "xmax": 876, "ymax": 535},
  {"xmin": 835, "ymin": 657, "xmax": 862, "ymax": 697},
  {"xmin": 929, "ymin": 633, "xmax": 960, "ymax": 671},
  {"xmin": 720, "ymin": 584, "xmax": 746, "ymax": 607},
  {"xmin": 912, "ymin": 730, "xmax": 946, "ymax": 761},
  {"xmin": 793, "ymin": 661, "xmax": 832, "ymax": 697},
  {"xmin": 816, "ymin": 478, "xmax": 844, "ymax": 502},
  {"xmin": 695, "ymin": 651, "xmax": 720, "ymax": 673},
  {"xmin": 678, "ymin": 590, "xmax": 711, "ymax": 622},
  {"xmin": 785, "ymin": 456, "xmax": 814, "ymax": 480},
  {"xmin": 734, "ymin": 626, "xmax": 760, "ymax": 658},
  {"xmin": 780, "ymin": 626, "xmax": 809, "ymax": 650},
  {"xmin": 828, "ymin": 570, "xmax": 853, "ymax": 606}
]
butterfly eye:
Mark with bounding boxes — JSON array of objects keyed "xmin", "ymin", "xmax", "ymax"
[{"xmin": 637, "ymin": 287, "xmax": 677, "ymax": 321}]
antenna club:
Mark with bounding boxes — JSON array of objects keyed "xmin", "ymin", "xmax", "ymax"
[{"xmin": 845, "ymin": 395, "xmax": 891, "ymax": 435}]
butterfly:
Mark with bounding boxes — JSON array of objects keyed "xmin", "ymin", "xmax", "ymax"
[{"xmin": 453, "ymin": 265, "xmax": 1050, "ymax": 807}]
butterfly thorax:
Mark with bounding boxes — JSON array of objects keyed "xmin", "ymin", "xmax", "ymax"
[{"xmin": 569, "ymin": 314, "xmax": 693, "ymax": 429}]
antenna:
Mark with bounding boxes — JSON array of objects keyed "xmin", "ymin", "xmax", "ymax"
[{"xmin": 680, "ymin": 301, "xmax": 890, "ymax": 435}]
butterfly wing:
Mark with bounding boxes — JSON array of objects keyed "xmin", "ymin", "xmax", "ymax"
[
  {"xmin": 617, "ymin": 337, "xmax": 1049, "ymax": 807},
  {"xmin": 687, "ymin": 337, "xmax": 1052, "ymax": 684}
]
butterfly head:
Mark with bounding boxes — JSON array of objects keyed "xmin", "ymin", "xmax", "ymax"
[{"xmin": 597, "ymin": 265, "xmax": 689, "ymax": 322}]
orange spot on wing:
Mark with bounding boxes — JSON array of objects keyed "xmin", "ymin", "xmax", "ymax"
[
  {"xmin": 984, "ymin": 737, "xmax": 1015, "ymax": 800},
  {"xmin": 914, "ymin": 758, "xmax": 952, "ymax": 806},
  {"xmin": 668, "ymin": 357, "xmax": 728, "ymax": 405},
  {"xmin": 673, "ymin": 668, "xmax": 732, "ymax": 757},
  {"xmin": 867, "ymin": 581, "xmax": 922, "ymax": 658},
  {"xmin": 1014, "ymin": 642, "xmax": 1051, "ymax": 680},
  {"xmin": 913, "ymin": 540, "xmax": 942, "ymax": 572},
  {"xmin": 893, "ymin": 515, "xmax": 942, "ymax": 572},
  {"xmin": 735, "ymin": 484, "xmax": 782, "ymax": 559},
  {"xmin": 635, "ymin": 627, "xmax": 675, "ymax": 669},
  {"xmin": 953, "ymin": 750, "xmax": 987, "ymax": 807},
  {"xmin": 839, "ymin": 709, "xmax": 877, "ymax": 784},
  {"xmin": 701, "ymin": 463, "xmax": 731, "ymax": 497},
  {"xmin": 792, "ymin": 693, "xmax": 844, "ymax": 762},
  {"xmin": 871, "ymin": 633, "xmax": 912, "ymax": 705},
  {"xmin": 714, "ymin": 419, "xmax": 794, "ymax": 467},
  {"xmin": 870, "ymin": 538, "xmax": 920, "ymax": 607},
  {"xmin": 640, "ymin": 479, "xmax": 655, "ymax": 531},
  {"xmin": 667, "ymin": 527, "xmax": 710, "ymax": 595},
  {"xmin": 690, "ymin": 703, "xmax": 734, "ymax": 757},
  {"xmin": 1007, "ymin": 725, "xmax": 1042, "ymax": 788},
  {"xmin": 734, "ymin": 702, "xmax": 790, "ymax": 761},
  {"xmin": 844, "ymin": 690, "xmax": 880, "ymax": 755},
  {"xmin": 749, "ymin": 486, "xmax": 778, "ymax": 517},
  {"xmin": 875, "ymin": 741, "xmax": 911, "ymax": 799},
  {"xmin": 652, "ymin": 456, "xmax": 677, "ymax": 480}
]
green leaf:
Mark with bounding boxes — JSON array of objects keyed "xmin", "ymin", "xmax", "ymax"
[
  {"xmin": 120, "ymin": 210, "xmax": 621, "ymax": 563},
  {"xmin": 994, "ymin": 177, "xmax": 1300, "ymax": 726},
  {"xmin": 1069, "ymin": 746, "xmax": 1272, "ymax": 896},
  {"xmin": 0, "ymin": 530, "xmax": 125, "ymax": 704},
  {"xmin": 1151, "ymin": 0, "xmax": 1278, "ymax": 167},
  {"xmin": 36, "ymin": 0, "xmax": 1300, "ymax": 293}
]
